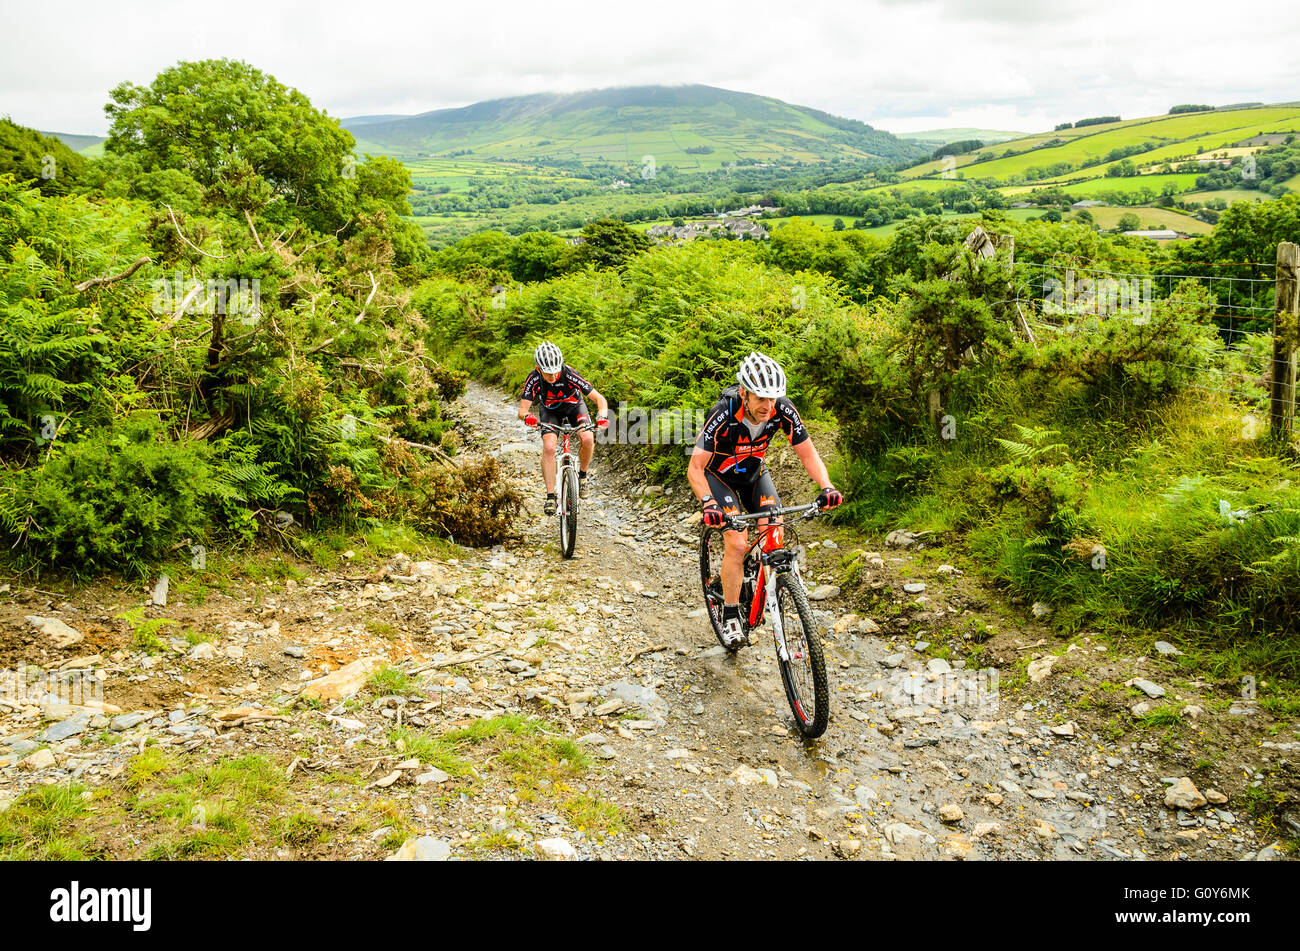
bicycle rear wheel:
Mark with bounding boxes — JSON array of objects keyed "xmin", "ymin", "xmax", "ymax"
[
  {"xmin": 773, "ymin": 572, "xmax": 829, "ymax": 738},
  {"xmin": 559, "ymin": 465, "xmax": 578, "ymax": 559}
]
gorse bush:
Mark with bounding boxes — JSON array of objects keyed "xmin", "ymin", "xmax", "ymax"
[
  {"xmin": 0, "ymin": 63, "xmax": 508, "ymax": 573},
  {"xmin": 428, "ymin": 208, "xmax": 1300, "ymax": 663},
  {"xmin": 418, "ymin": 240, "xmax": 856, "ymax": 480},
  {"xmin": 12, "ymin": 418, "xmax": 215, "ymax": 575}
]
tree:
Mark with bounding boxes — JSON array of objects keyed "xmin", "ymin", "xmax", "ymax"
[
  {"xmin": 832, "ymin": 217, "xmax": 845, "ymax": 231},
  {"xmin": 104, "ymin": 59, "xmax": 356, "ymax": 231},
  {"xmin": 508, "ymin": 231, "xmax": 567, "ymax": 282},
  {"xmin": 355, "ymin": 155, "xmax": 414, "ymax": 216},
  {"xmin": 568, "ymin": 219, "xmax": 652, "ymax": 270},
  {"xmin": 1117, "ymin": 213, "xmax": 1141, "ymax": 231}
]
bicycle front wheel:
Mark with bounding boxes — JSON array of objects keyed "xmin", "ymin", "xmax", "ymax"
[
  {"xmin": 773, "ymin": 572, "xmax": 829, "ymax": 738},
  {"xmin": 559, "ymin": 465, "xmax": 578, "ymax": 559},
  {"xmin": 698, "ymin": 527, "xmax": 737, "ymax": 650}
]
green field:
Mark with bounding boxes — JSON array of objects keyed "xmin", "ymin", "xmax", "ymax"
[
  {"xmin": 1029, "ymin": 173, "xmax": 1203, "ymax": 198},
  {"xmin": 1072, "ymin": 205, "xmax": 1213, "ymax": 234},
  {"xmin": 943, "ymin": 109, "xmax": 1300, "ymax": 183},
  {"xmin": 760, "ymin": 207, "xmax": 1044, "ymax": 238},
  {"xmin": 392, "ymin": 100, "xmax": 1300, "ymax": 247},
  {"xmin": 865, "ymin": 178, "xmax": 961, "ymax": 194},
  {"xmin": 1185, "ymin": 188, "xmax": 1272, "ymax": 205},
  {"xmin": 902, "ymin": 106, "xmax": 1300, "ymax": 186},
  {"xmin": 900, "ymin": 116, "xmax": 1158, "ymax": 178}
]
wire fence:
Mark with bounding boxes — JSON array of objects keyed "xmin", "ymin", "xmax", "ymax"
[{"xmin": 1007, "ymin": 256, "xmax": 1294, "ymax": 436}]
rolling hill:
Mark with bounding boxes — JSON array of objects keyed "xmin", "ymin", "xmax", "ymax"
[
  {"xmin": 896, "ymin": 127, "xmax": 1026, "ymax": 147},
  {"xmin": 341, "ymin": 84, "xmax": 929, "ymax": 170},
  {"xmin": 899, "ymin": 104, "xmax": 1300, "ymax": 185},
  {"xmin": 38, "ymin": 131, "xmax": 105, "ymax": 154}
]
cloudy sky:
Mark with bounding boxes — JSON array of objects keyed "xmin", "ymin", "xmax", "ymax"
[{"xmin": 3, "ymin": 0, "xmax": 1299, "ymax": 137}]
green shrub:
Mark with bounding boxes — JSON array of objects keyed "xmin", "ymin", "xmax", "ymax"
[{"xmin": 10, "ymin": 417, "xmax": 216, "ymax": 574}]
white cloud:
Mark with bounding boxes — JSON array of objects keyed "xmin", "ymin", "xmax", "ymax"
[{"xmin": 1, "ymin": 0, "xmax": 1298, "ymax": 137}]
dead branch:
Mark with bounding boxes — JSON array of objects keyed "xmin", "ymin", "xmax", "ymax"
[
  {"xmin": 376, "ymin": 433, "xmax": 453, "ymax": 463},
  {"xmin": 408, "ymin": 647, "xmax": 506, "ymax": 675},
  {"xmin": 305, "ymin": 271, "xmax": 380, "ymax": 356},
  {"xmin": 244, "ymin": 209, "xmax": 265, "ymax": 251},
  {"xmin": 74, "ymin": 255, "xmax": 151, "ymax": 292},
  {"xmin": 187, "ymin": 409, "xmax": 235, "ymax": 441},
  {"xmin": 165, "ymin": 204, "xmax": 227, "ymax": 260},
  {"xmin": 214, "ymin": 713, "xmax": 292, "ymax": 730},
  {"xmin": 625, "ymin": 644, "xmax": 671, "ymax": 665}
]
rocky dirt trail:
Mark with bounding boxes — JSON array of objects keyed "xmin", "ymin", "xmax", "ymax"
[{"xmin": 0, "ymin": 380, "xmax": 1293, "ymax": 861}]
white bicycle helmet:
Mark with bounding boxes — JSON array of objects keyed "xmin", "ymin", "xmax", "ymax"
[
  {"xmin": 737, "ymin": 351, "xmax": 786, "ymax": 398},
  {"xmin": 534, "ymin": 341, "xmax": 564, "ymax": 374}
]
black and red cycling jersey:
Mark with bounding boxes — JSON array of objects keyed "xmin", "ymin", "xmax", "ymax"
[
  {"xmin": 520, "ymin": 365, "xmax": 594, "ymax": 409},
  {"xmin": 694, "ymin": 385, "xmax": 808, "ymax": 483}
]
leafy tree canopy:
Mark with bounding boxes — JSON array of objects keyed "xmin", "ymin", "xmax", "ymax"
[
  {"xmin": 104, "ymin": 59, "xmax": 359, "ymax": 231},
  {"xmin": 569, "ymin": 218, "xmax": 652, "ymax": 270}
]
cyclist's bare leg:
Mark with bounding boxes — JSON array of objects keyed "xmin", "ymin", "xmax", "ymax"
[
  {"xmin": 578, "ymin": 429, "xmax": 594, "ymax": 472},
  {"xmin": 722, "ymin": 528, "xmax": 747, "ymax": 603},
  {"xmin": 541, "ymin": 433, "xmax": 558, "ymax": 493}
]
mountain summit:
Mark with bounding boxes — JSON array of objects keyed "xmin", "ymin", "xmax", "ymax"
[{"xmin": 343, "ymin": 84, "xmax": 927, "ymax": 168}]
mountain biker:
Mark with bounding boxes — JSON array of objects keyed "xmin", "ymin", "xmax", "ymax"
[
  {"xmin": 688, "ymin": 351, "xmax": 842, "ymax": 647},
  {"xmin": 518, "ymin": 341, "xmax": 610, "ymax": 515}
]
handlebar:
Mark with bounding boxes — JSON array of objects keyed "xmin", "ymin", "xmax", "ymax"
[
  {"xmin": 536, "ymin": 421, "xmax": 599, "ymax": 435},
  {"xmin": 723, "ymin": 502, "xmax": 822, "ymax": 529}
]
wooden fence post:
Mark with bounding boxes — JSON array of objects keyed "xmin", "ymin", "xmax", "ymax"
[{"xmin": 1271, "ymin": 241, "xmax": 1299, "ymax": 442}]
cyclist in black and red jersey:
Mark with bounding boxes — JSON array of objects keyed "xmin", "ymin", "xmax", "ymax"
[
  {"xmin": 518, "ymin": 341, "xmax": 610, "ymax": 515},
  {"xmin": 688, "ymin": 352, "xmax": 842, "ymax": 647}
]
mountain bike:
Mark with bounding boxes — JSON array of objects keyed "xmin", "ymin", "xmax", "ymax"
[
  {"xmin": 699, "ymin": 502, "xmax": 830, "ymax": 738},
  {"xmin": 537, "ymin": 421, "xmax": 597, "ymax": 559}
]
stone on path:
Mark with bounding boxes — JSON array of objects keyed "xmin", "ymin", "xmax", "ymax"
[
  {"xmin": 729, "ymin": 764, "xmax": 776, "ymax": 786},
  {"xmin": 1027, "ymin": 656, "xmax": 1058, "ymax": 683},
  {"xmin": 1164, "ymin": 778, "xmax": 1206, "ymax": 811},
  {"xmin": 301, "ymin": 657, "xmax": 386, "ymax": 702},
  {"xmin": 535, "ymin": 837, "xmax": 578, "ymax": 861},
  {"xmin": 38, "ymin": 716, "xmax": 89, "ymax": 743},
  {"xmin": 386, "ymin": 836, "xmax": 451, "ymax": 861},
  {"xmin": 1126, "ymin": 678, "xmax": 1166, "ymax": 698},
  {"xmin": 21, "ymin": 749, "xmax": 56, "ymax": 770},
  {"xmin": 27, "ymin": 616, "xmax": 83, "ymax": 649}
]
